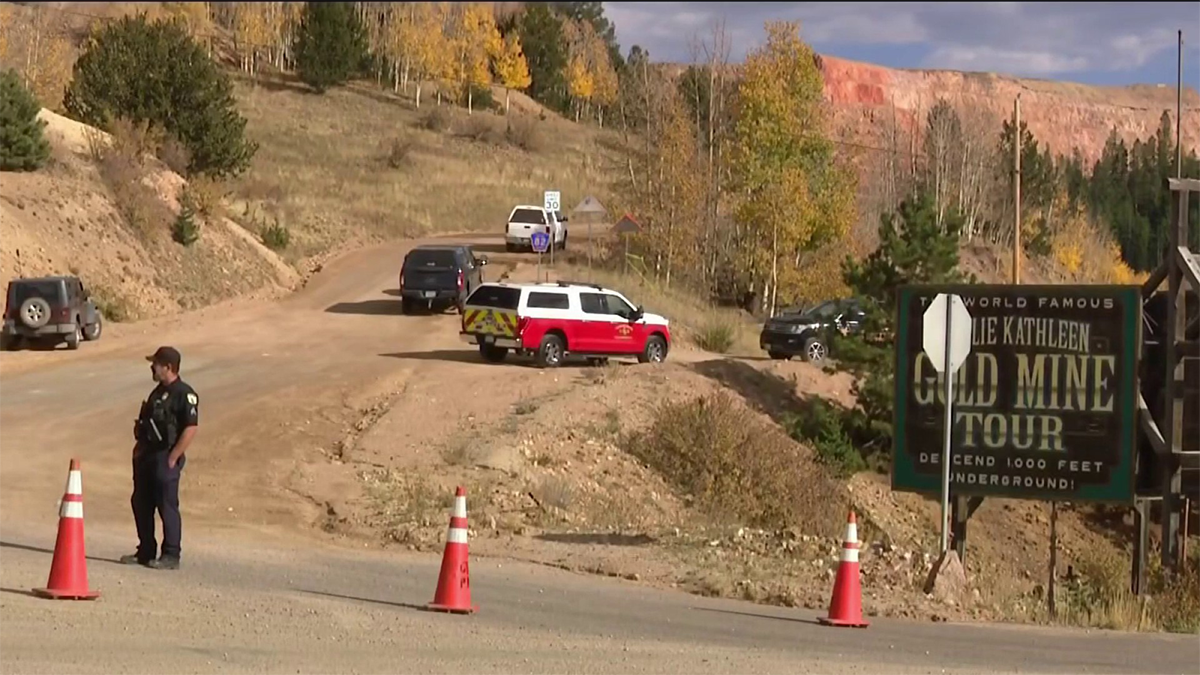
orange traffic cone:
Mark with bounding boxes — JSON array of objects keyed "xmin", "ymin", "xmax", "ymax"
[
  {"xmin": 424, "ymin": 486, "xmax": 477, "ymax": 614},
  {"xmin": 818, "ymin": 510, "xmax": 867, "ymax": 628},
  {"xmin": 33, "ymin": 459, "xmax": 100, "ymax": 600}
]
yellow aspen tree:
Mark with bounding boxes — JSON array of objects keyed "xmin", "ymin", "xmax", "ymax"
[
  {"xmin": 260, "ymin": 2, "xmax": 286, "ymax": 73},
  {"xmin": 233, "ymin": 2, "xmax": 269, "ymax": 76},
  {"xmin": 566, "ymin": 56, "xmax": 594, "ymax": 122},
  {"xmin": 11, "ymin": 4, "xmax": 74, "ymax": 110},
  {"xmin": 0, "ymin": 13, "xmax": 10, "ymax": 66},
  {"xmin": 361, "ymin": 2, "xmax": 391, "ymax": 86},
  {"xmin": 383, "ymin": 3, "xmax": 409, "ymax": 93},
  {"xmin": 652, "ymin": 89, "xmax": 703, "ymax": 287},
  {"xmin": 431, "ymin": 2, "xmax": 460, "ymax": 106},
  {"xmin": 585, "ymin": 30, "xmax": 618, "ymax": 127},
  {"xmin": 407, "ymin": 2, "xmax": 444, "ymax": 108},
  {"xmin": 448, "ymin": 3, "xmax": 498, "ymax": 114},
  {"xmin": 731, "ymin": 21, "xmax": 856, "ymax": 316},
  {"xmin": 163, "ymin": 3, "xmax": 213, "ymax": 55},
  {"xmin": 495, "ymin": 34, "xmax": 531, "ymax": 114},
  {"xmin": 279, "ymin": 2, "xmax": 305, "ymax": 72}
]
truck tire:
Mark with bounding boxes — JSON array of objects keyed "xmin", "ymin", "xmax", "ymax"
[
  {"xmin": 803, "ymin": 336, "xmax": 827, "ymax": 363},
  {"xmin": 19, "ymin": 297, "xmax": 51, "ymax": 329},
  {"xmin": 536, "ymin": 333, "xmax": 565, "ymax": 368},
  {"xmin": 638, "ymin": 335, "xmax": 668, "ymax": 363},
  {"xmin": 83, "ymin": 314, "xmax": 103, "ymax": 341},
  {"xmin": 65, "ymin": 323, "xmax": 81, "ymax": 350},
  {"xmin": 479, "ymin": 343, "xmax": 508, "ymax": 363}
]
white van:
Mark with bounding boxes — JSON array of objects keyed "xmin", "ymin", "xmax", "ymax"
[{"xmin": 505, "ymin": 205, "xmax": 568, "ymax": 253}]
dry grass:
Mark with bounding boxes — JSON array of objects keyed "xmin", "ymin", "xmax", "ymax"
[
  {"xmin": 440, "ymin": 434, "xmax": 487, "ymax": 467},
  {"xmin": 532, "ymin": 475, "xmax": 575, "ymax": 512},
  {"xmin": 231, "ymin": 76, "xmax": 623, "ymax": 261},
  {"xmin": 1034, "ymin": 546, "xmax": 1200, "ymax": 633},
  {"xmin": 622, "ymin": 390, "xmax": 847, "ymax": 534},
  {"xmin": 88, "ymin": 119, "xmax": 174, "ymax": 240}
]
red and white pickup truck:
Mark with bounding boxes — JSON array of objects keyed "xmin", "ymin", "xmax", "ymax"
[{"xmin": 459, "ymin": 281, "xmax": 671, "ymax": 367}]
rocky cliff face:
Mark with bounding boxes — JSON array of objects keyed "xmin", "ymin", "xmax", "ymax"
[{"xmin": 817, "ymin": 54, "xmax": 1200, "ymax": 168}]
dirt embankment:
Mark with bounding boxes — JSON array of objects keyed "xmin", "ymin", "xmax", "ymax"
[
  {"xmin": 818, "ymin": 54, "xmax": 1200, "ymax": 166},
  {"xmin": 0, "ymin": 109, "xmax": 297, "ymax": 320}
]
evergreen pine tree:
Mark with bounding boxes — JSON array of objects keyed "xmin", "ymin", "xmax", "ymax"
[
  {"xmin": 63, "ymin": 14, "xmax": 257, "ymax": 178},
  {"xmin": 831, "ymin": 189, "xmax": 970, "ymax": 457},
  {"xmin": 0, "ymin": 69, "xmax": 52, "ymax": 172},
  {"xmin": 293, "ymin": 3, "xmax": 368, "ymax": 94},
  {"xmin": 172, "ymin": 201, "xmax": 200, "ymax": 246}
]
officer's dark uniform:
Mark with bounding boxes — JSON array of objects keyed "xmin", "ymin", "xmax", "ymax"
[{"xmin": 129, "ymin": 347, "xmax": 199, "ymax": 567}]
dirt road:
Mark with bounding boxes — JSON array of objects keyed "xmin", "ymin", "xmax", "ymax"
[{"xmin": 1, "ymin": 235, "xmax": 1194, "ymax": 674}]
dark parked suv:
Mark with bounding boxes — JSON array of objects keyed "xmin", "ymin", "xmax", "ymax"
[
  {"xmin": 759, "ymin": 298, "xmax": 865, "ymax": 363},
  {"xmin": 2, "ymin": 276, "xmax": 103, "ymax": 350},
  {"xmin": 398, "ymin": 244, "xmax": 488, "ymax": 314}
]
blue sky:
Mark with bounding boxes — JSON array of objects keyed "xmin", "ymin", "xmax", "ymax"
[{"xmin": 604, "ymin": 2, "xmax": 1200, "ymax": 87}]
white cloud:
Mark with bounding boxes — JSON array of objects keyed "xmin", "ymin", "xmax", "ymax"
[
  {"xmin": 923, "ymin": 46, "xmax": 1090, "ymax": 76},
  {"xmin": 602, "ymin": 1, "xmax": 1200, "ymax": 81}
]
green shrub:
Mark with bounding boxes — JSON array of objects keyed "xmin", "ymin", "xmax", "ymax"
[
  {"xmin": 504, "ymin": 115, "xmax": 543, "ymax": 152},
  {"xmin": 64, "ymin": 13, "xmax": 257, "ymax": 178},
  {"xmin": 172, "ymin": 202, "xmax": 200, "ymax": 246},
  {"xmin": 418, "ymin": 107, "xmax": 451, "ymax": 132},
  {"xmin": 262, "ymin": 220, "xmax": 290, "ymax": 250},
  {"xmin": 784, "ymin": 399, "xmax": 866, "ymax": 478},
  {"xmin": 0, "ymin": 68, "xmax": 51, "ymax": 171},
  {"xmin": 623, "ymin": 391, "xmax": 843, "ymax": 531},
  {"xmin": 693, "ymin": 316, "xmax": 737, "ymax": 353}
]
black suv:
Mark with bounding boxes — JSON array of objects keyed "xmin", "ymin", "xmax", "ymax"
[
  {"xmin": 398, "ymin": 245, "xmax": 488, "ymax": 314},
  {"xmin": 2, "ymin": 276, "xmax": 103, "ymax": 351},
  {"xmin": 759, "ymin": 298, "xmax": 865, "ymax": 363}
]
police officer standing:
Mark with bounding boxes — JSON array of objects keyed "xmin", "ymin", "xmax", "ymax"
[{"xmin": 120, "ymin": 346, "xmax": 199, "ymax": 570}]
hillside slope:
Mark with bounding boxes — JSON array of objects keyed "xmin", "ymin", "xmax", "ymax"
[{"xmin": 0, "ymin": 110, "xmax": 295, "ymax": 321}]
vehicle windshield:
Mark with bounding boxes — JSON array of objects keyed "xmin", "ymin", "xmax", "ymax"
[
  {"xmin": 405, "ymin": 250, "xmax": 457, "ymax": 271},
  {"xmin": 801, "ymin": 300, "xmax": 841, "ymax": 319},
  {"xmin": 465, "ymin": 285, "xmax": 520, "ymax": 310},
  {"xmin": 509, "ymin": 208, "xmax": 546, "ymax": 225}
]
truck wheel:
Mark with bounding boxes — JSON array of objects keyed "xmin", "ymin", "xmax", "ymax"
[
  {"xmin": 505, "ymin": 243, "xmax": 516, "ymax": 253},
  {"xmin": 400, "ymin": 298, "xmax": 413, "ymax": 315},
  {"xmin": 479, "ymin": 344, "xmax": 508, "ymax": 363},
  {"xmin": 65, "ymin": 323, "xmax": 81, "ymax": 350},
  {"xmin": 83, "ymin": 315, "xmax": 103, "ymax": 341},
  {"xmin": 19, "ymin": 297, "xmax": 50, "ymax": 329},
  {"xmin": 638, "ymin": 335, "xmax": 668, "ymax": 364},
  {"xmin": 768, "ymin": 350, "xmax": 789, "ymax": 360},
  {"xmin": 803, "ymin": 337, "xmax": 827, "ymax": 363},
  {"xmin": 536, "ymin": 334, "xmax": 565, "ymax": 368}
]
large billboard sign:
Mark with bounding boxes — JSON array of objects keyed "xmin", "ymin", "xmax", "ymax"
[{"xmin": 892, "ymin": 284, "xmax": 1142, "ymax": 504}]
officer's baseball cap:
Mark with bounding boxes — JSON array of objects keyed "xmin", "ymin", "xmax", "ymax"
[{"xmin": 146, "ymin": 346, "xmax": 181, "ymax": 370}]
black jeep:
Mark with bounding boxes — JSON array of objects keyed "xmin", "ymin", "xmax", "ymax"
[
  {"xmin": 2, "ymin": 276, "xmax": 103, "ymax": 351},
  {"xmin": 759, "ymin": 298, "xmax": 865, "ymax": 363}
]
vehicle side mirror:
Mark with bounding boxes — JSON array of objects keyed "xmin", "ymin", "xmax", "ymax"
[
  {"xmin": 631, "ymin": 306, "xmax": 644, "ymax": 321},
  {"xmin": 477, "ymin": 256, "xmax": 489, "ymax": 266}
]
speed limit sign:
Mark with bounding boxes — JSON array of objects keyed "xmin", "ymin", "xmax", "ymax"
[{"xmin": 543, "ymin": 190, "xmax": 560, "ymax": 213}]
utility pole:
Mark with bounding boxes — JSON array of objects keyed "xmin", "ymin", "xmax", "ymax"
[
  {"xmin": 1013, "ymin": 94, "xmax": 1021, "ymax": 284},
  {"xmin": 1177, "ymin": 30, "xmax": 1184, "ymax": 182}
]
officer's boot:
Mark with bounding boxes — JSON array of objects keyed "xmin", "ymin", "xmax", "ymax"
[
  {"xmin": 147, "ymin": 556, "xmax": 180, "ymax": 570},
  {"xmin": 120, "ymin": 553, "xmax": 152, "ymax": 566}
]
